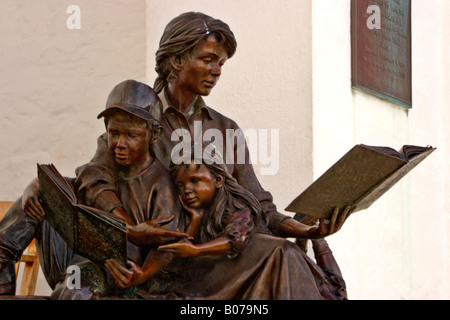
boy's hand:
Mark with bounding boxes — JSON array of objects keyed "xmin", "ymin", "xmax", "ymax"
[
  {"xmin": 127, "ymin": 215, "xmax": 191, "ymax": 246},
  {"xmin": 105, "ymin": 259, "xmax": 144, "ymax": 289},
  {"xmin": 22, "ymin": 177, "xmax": 46, "ymax": 221}
]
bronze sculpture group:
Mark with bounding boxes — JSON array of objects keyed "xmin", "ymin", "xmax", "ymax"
[{"xmin": 0, "ymin": 12, "xmax": 350, "ymax": 300}]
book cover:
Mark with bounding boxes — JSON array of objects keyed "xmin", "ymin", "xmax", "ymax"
[
  {"xmin": 37, "ymin": 163, "xmax": 127, "ymax": 266},
  {"xmin": 286, "ymin": 144, "xmax": 435, "ymax": 219}
]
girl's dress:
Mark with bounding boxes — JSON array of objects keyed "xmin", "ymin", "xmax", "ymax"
[{"xmin": 138, "ymin": 206, "xmax": 347, "ymax": 300}]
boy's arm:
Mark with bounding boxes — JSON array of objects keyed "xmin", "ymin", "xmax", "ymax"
[
  {"xmin": 74, "ymin": 133, "xmax": 133, "ymax": 225},
  {"xmin": 105, "ymin": 250, "xmax": 173, "ymax": 289},
  {"xmin": 22, "ymin": 177, "xmax": 46, "ymax": 221}
]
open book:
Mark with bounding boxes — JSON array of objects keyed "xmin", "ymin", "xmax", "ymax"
[
  {"xmin": 37, "ymin": 163, "xmax": 127, "ymax": 266},
  {"xmin": 285, "ymin": 144, "xmax": 436, "ymax": 219}
]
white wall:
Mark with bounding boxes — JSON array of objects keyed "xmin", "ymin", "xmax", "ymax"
[
  {"xmin": 0, "ymin": 0, "xmax": 147, "ymax": 296},
  {"xmin": 0, "ymin": 1, "xmax": 147, "ymax": 201},
  {"xmin": 312, "ymin": 0, "xmax": 449, "ymax": 299},
  {"xmin": 146, "ymin": 0, "xmax": 314, "ymax": 214}
]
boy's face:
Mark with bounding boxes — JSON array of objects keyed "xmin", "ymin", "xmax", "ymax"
[
  {"xmin": 106, "ymin": 112, "xmax": 150, "ymax": 167},
  {"xmin": 174, "ymin": 163, "xmax": 222, "ymax": 209}
]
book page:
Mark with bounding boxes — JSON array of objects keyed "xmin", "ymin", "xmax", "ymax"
[
  {"xmin": 75, "ymin": 205, "xmax": 127, "ymax": 266},
  {"xmin": 285, "ymin": 145, "xmax": 406, "ymax": 218},
  {"xmin": 37, "ymin": 164, "xmax": 76, "ymax": 248}
]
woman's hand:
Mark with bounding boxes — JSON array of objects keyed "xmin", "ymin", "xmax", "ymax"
[
  {"xmin": 22, "ymin": 177, "xmax": 46, "ymax": 221},
  {"xmin": 104, "ymin": 259, "xmax": 145, "ymax": 289},
  {"xmin": 306, "ymin": 206, "xmax": 351, "ymax": 239},
  {"xmin": 278, "ymin": 206, "xmax": 351, "ymax": 239}
]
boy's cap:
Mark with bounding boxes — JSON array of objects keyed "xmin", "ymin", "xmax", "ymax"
[{"xmin": 97, "ymin": 80, "xmax": 162, "ymax": 122}]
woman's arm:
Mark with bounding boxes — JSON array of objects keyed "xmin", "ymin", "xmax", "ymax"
[{"xmin": 276, "ymin": 206, "xmax": 351, "ymax": 239}]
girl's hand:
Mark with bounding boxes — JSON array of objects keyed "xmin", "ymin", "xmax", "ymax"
[
  {"xmin": 105, "ymin": 259, "xmax": 145, "ymax": 288},
  {"xmin": 179, "ymin": 195, "xmax": 203, "ymax": 219},
  {"xmin": 158, "ymin": 240, "xmax": 199, "ymax": 258}
]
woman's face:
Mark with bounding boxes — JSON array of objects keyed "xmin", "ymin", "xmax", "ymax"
[
  {"xmin": 176, "ymin": 34, "xmax": 228, "ymax": 96},
  {"xmin": 175, "ymin": 163, "xmax": 223, "ymax": 209}
]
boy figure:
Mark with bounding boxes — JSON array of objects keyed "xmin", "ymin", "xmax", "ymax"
[
  {"xmin": 0, "ymin": 80, "xmax": 186, "ymax": 298},
  {"xmin": 52, "ymin": 79, "xmax": 185, "ymax": 299}
]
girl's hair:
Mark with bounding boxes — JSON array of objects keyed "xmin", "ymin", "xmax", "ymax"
[
  {"xmin": 170, "ymin": 146, "xmax": 267, "ymax": 240},
  {"xmin": 154, "ymin": 12, "xmax": 237, "ymax": 94}
]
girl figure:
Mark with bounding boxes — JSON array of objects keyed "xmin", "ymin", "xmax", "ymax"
[
  {"xmin": 153, "ymin": 148, "xmax": 348, "ymax": 300},
  {"xmin": 160, "ymin": 149, "xmax": 268, "ymax": 261}
]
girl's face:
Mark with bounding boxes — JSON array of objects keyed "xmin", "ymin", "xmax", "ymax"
[
  {"xmin": 175, "ymin": 34, "xmax": 228, "ymax": 96},
  {"xmin": 175, "ymin": 163, "xmax": 223, "ymax": 209}
]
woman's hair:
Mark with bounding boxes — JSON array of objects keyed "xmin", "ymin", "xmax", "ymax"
[
  {"xmin": 154, "ymin": 12, "xmax": 237, "ymax": 94},
  {"xmin": 170, "ymin": 146, "xmax": 267, "ymax": 240}
]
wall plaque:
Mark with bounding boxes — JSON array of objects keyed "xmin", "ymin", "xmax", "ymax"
[{"xmin": 351, "ymin": 0, "xmax": 411, "ymax": 108}]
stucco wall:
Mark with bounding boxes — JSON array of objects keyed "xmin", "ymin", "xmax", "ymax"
[
  {"xmin": 311, "ymin": 0, "xmax": 449, "ymax": 299},
  {"xmin": 0, "ymin": 0, "xmax": 147, "ymax": 295}
]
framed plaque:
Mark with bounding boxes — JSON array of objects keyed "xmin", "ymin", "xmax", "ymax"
[{"xmin": 351, "ymin": 0, "xmax": 411, "ymax": 108}]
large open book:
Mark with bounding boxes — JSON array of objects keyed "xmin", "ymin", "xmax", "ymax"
[
  {"xmin": 37, "ymin": 163, "xmax": 127, "ymax": 266},
  {"xmin": 285, "ymin": 144, "xmax": 436, "ymax": 219}
]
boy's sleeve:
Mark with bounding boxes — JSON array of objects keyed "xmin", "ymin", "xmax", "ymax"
[
  {"xmin": 147, "ymin": 167, "xmax": 183, "ymax": 232},
  {"xmin": 74, "ymin": 133, "xmax": 123, "ymax": 213}
]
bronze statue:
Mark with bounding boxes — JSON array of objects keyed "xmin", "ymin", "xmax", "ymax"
[
  {"xmin": 0, "ymin": 12, "xmax": 350, "ymax": 300},
  {"xmin": 76, "ymin": 11, "xmax": 350, "ymax": 241},
  {"xmin": 137, "ymin": 149, "xmax": 347, "ymax": 299}
]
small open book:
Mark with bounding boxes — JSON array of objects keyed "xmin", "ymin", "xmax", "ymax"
[
  {"xmin": 286, "ymin": 144, "xmax": 436, "ymax": 219},
  {"xmin": 37, "ymin": 163, "xmax": 127, "ymax": 266}
]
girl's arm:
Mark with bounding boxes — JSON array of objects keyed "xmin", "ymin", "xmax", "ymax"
[
  {"xmin": 158, "ymin": 237, "xmax": 232, "ymax": 258},
  {"xmin": 158, "ymin": 207, "xmax": 253, "ymax": 258}
]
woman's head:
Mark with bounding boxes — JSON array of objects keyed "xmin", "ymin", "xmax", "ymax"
[{"xmin": 154, "ymin": 12, "xmax": 237, "ymax": 94}]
